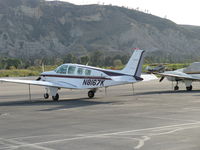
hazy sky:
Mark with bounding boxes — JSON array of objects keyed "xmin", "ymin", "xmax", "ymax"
[{"xmin": 52, "ymin": 0, "xmax": 200, "ymax": 26}]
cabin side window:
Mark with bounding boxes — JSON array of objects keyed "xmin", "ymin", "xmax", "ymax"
[
  {"xmin": 56, "ymin": 65, "xmax": 68, "ymax": 74},
  {"xmin": 77, "ymin": 68, "xmax": 83, "ymax": 75},
  {"xmin": 68, "ymin": 66, "xmax": 76, "ymax": 75},
  {"xmin": 85, "ymin": 69, "xmax": 91, "ymax": 76}
]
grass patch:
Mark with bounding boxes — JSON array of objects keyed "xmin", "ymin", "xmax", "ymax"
[{"xmin": 0, "ymin": 63, "xmax": 191, "ymax": 77}]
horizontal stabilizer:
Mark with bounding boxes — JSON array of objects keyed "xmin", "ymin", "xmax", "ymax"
[
  {"xmin": 111, "ymin": 76, "xmax": 137, "ymax": 82},
  {"xmin": 141, "ymin": 74, "xmax": 158, "ymax": 81}
]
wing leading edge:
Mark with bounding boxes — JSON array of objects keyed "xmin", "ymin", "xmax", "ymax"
[
  {"xmin": 0, "ymin": 78, "xmax": 77, "ymax": 89},
  {"xmin": 158, "ymin": 71, "xmax": 200, "ymax": 81}
]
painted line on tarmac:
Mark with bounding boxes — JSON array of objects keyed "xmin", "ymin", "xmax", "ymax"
[
  {"xmin": 0, "ymin": 138, "xmax": 54, "ymax": 150},
  {"xmin": 143, "ymin": 115, "xmax": 199, "ymax": 123},
  {"xmin": 3, "ymin": 121, "xmax": 200, "ymax": 149}
]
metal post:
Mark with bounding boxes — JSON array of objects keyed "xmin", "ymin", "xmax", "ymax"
[
  {"xmin": 105, "ymin": 87, "xmax": 107, "ymax": 96},
  {"xmin": 28, "ymin": 84, "xmax": 31, "ymax": 101},
  {"xmin": 132, "ymin": 83, "xmax": 134, "ymax": 95}
]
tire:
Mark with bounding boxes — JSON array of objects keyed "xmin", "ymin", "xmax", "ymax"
[
  {"xmin": 44, "ymin": 93, "xmax": 49, "ymax": 99},
  {"xmin": 52, "ymin": 93, "xmax": 59, "ymax": 101},
  {"xmin": 186, "ymin": 85, "xmax": 192, "ymax": 91},
  {"xmin": 174, "ymin": 85, "xmax": 179, "ymax": 91},
  {"xmin": 88, "ymin": 90, "xmax": 95, "ymax": 99}
]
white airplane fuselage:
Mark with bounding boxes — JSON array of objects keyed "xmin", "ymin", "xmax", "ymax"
[{"xmin": 40, "ymin": 64, "xmax": 139, "ymax": 90}]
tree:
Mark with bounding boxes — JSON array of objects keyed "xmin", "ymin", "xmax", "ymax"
[
  {"xmin": 113, "ymin": 59, "xmax": 123, "ymax": 67},
  {"xmin": 63, "ymin": 54, "xmax": 78, "ymax": 63},
  {"xmin": 104, "ymin": 56, "xmax": 113, "ymax": 66},
  {"xmin": 90, "ymin": 50, "xmax": 104, "ymax": 66},
  {"xmin": 80, "ymin": 55, "xmax": 89, "ymax": 65}
]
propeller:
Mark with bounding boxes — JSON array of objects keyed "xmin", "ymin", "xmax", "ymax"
[{"xmin": 159, "ymin": 76, "xmax": 165, "ymax": 82}]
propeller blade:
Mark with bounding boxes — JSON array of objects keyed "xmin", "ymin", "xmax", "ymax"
[
  {"xmin": 36, "ymin": 77, "xmax": 41, "ymax": 81},
  {"xmin": 159, "ymin": 76, "xmax": 165, "ymax": 82}
]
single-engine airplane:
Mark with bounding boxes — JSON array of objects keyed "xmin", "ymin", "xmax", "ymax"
[
  {"xmin": 158, "ymin": 62, "xmax": 200, "ymax": 91},
  {"xmin": 145, "ymin": 64, "xmax": 165, "ymax": 73},
  {"xmin": 0, "ymin": 50, "xmax": 157, "ymax": 101}
]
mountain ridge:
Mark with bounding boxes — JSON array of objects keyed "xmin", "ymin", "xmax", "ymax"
[{"xmin": 0, "ymin": 0, "xmax": 200, "ymax": 62}]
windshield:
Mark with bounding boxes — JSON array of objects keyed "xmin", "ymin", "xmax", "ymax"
[{"xmin": 56, "ymin": 65, "xmax": 68, "ymax": 74}]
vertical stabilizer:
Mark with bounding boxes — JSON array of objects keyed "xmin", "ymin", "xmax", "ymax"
[{"xmin": 121, "ymin": 50, "xmax": 145, "ymax": 77}]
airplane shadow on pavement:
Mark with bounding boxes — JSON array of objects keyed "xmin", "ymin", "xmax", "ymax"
[
  {"xmin": 119, "ymin": 90, "xmax": 200, "ymax": 97},
  {"xmin": 0, "ymin": 98, "xmax": 114, "ymax": 111}
]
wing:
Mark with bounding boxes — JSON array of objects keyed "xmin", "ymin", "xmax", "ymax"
[
  {"xmin": 158, "ymin": 71, "xmax": 200, "ymax": 81},
  {"xmin": 0, "ymin": 78, "xmax": 77, "ymax": 89}
]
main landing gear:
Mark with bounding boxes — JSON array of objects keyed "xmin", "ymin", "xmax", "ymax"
[
  {"xmin": 44, "ymin": 87, "xmax": 59, "ymax": 101},
  {"xmin": 43, "ymin": 92, "xmax": 59, "ymax": 101},
  {"xmin": 174, "ymin": 81, "xmax": 179, "ymax": 91},
  {"xmin": 88, "ymin": 89, "xmax": 97, "ymax": 99},
  {"xmin": 173, "ymin": 81, "xmax": 193, "ymax": 91},
  {"xmin": 44, "ymin": 93, "xmax": 49, "ymax": 99},
  {"xmin": 52, "ymin": 93, "xmax": 59, "ymax": 101},
  {"xmin": 186, "ymin": 85, "xmax": 192, "ymax": 91}
]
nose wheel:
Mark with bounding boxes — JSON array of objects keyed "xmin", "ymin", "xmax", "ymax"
[
  {"xmin": 88, "ymin": 90, "xmax": 95, "ymax": 98},
  {"xmin": 174, "ymin": 85, "xmax": 179, "ymax": 91}
]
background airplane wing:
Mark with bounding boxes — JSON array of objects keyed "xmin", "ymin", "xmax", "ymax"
[
  {"xmin": 158, "ymin": 72, "xmax": 200, "ymax": 80},
  {"xmin": 0, "ymin": 78, "xmax": 77, "ymax": 89}
]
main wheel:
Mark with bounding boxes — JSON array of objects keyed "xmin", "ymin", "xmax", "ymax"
[
  {"xmin": 186, "ymin": 85, "xmax": 192, "ymax": 91},
  {"xmin": 174, "ymin": 85, "xmax": 179, "ymax": 91},
  {"xmin": 52, "ymin": 93, "xmax": 59, "ymax": 101},
  {"xmin": 44, "ymin": 93, "xmax": 49, "ymax": 99},
  {"xmin": 88, "ymin": 90, "xmax": 95, "ymax": 99}
]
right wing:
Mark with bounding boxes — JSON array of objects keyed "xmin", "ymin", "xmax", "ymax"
[
  {"xmin": 0, "ymin": 78, "xmax": 77, "ymax": 89},
  {"xmin": 158, "ymin": 71, "xmax": 200, "ymax": 81}
]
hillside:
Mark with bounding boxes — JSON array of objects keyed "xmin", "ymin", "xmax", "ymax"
[{"xmin": 0, "ymin": 0, "xmax": 200, "ymax": 62}]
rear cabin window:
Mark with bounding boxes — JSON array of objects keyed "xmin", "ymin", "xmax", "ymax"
[
  {"xmin": 85, "ymin": 69, "xmax": 91, "ymax": 76},
  {"xmin": 56, "ymin": 65, "xmax": 68, "ymax": 74},
  {"xmin": 68, "ymin": 66, "xmax": 76, "ymax": 74},
  {"xmin": 77, "ymin": 68, "xmax": 83, "ymax": 75}
]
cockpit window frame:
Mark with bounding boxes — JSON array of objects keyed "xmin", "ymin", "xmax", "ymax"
[
  {"xmin": 68, "ymin": 65, "xmax": 76, "ymax": 75},
  {"xmin": 77, "ymin": 68, "xmax": 84, "ymax": 75},
  {"xmin": 85, "ymin": 69, "xmax": 92, "ymax": 76}
]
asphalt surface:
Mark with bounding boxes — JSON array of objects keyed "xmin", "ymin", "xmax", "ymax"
[{"xmin": 0, "ymin": 79, "xmax": 200, "ymax": 150}]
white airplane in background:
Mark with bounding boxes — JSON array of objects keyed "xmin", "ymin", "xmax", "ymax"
[
  {"xmin": 159, "ymin": 62, "xmax": 200, "ymax": 91},
  {"xmin": 0, "ymin": 50, "xmax": 157, "ymax": 101}
]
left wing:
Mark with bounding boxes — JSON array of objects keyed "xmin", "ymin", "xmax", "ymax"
[{"xmin": 0, "ymin": 78, "xmax": 77, "ymax": 89}]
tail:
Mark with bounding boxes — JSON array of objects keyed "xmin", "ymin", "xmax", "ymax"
[{"xmin": 120, "ymin": 50, "xmax": 145, "ymax": 77}]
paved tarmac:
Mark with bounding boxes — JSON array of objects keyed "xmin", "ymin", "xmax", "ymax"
[{"xmin": 0, "ymin": 79, "xmax": 200, "ymax": 150}]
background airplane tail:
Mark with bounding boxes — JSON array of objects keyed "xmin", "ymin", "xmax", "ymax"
[{"xmin": 120, "ymin": 49, "xmax": 145, "ymax": 77}]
